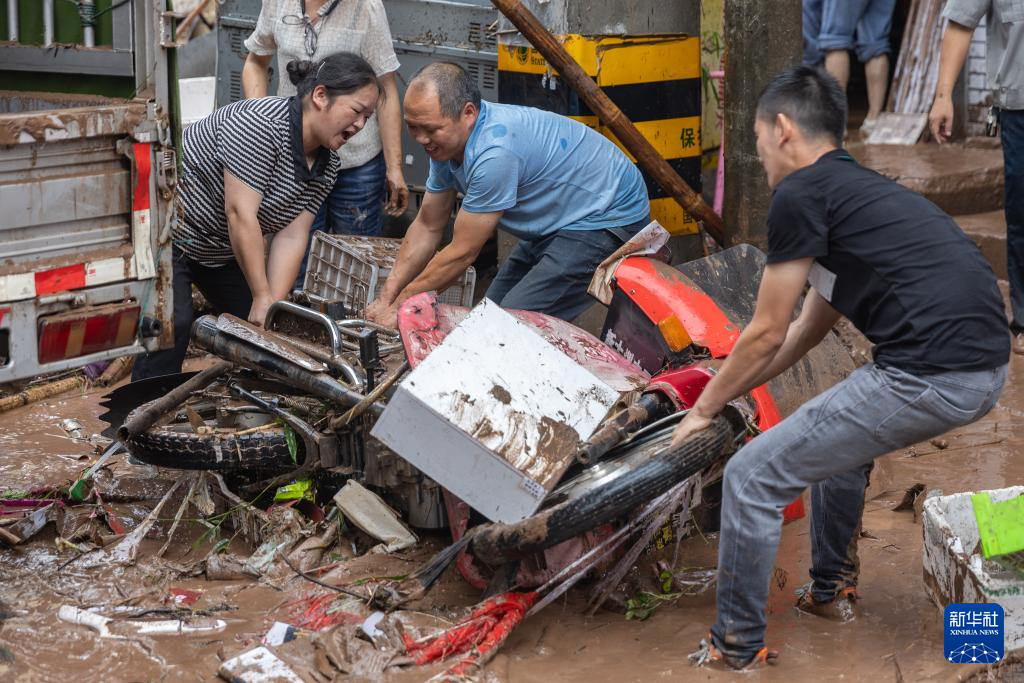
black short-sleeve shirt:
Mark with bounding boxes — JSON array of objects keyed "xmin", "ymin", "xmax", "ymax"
[
  {"xmin": 767, "ymin": 149, "xmax": 1009, "ymax": 374},
  {"xmin": 174, "ymin": 96, "xmax": 339, "ymax": 266}
]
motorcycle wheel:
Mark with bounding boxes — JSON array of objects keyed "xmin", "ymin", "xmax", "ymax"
[
  {"xmin": 123, "ymin": 395, "xmax": 302, "ymax": 473},
  {"xmin": 470, "ymin": 413, "xmax": 739, "ymax": 565}
]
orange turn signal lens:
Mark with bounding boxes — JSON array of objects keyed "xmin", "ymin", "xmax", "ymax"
[{"xmin": 657, "ymin": 314, "xmax": 692, "ymax": 352}]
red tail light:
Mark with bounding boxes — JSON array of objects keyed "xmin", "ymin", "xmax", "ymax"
[{"xmin": 38, "ymin": 303, "xmax": 140, "ymax": 365}]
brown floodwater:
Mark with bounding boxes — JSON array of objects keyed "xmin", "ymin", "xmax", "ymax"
[{"xmin": 1, "ymin": 354, "xmax": 1022, "ymax": 681}]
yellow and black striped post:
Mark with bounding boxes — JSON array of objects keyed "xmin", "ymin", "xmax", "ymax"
[{"xmin": 498, "ymin": 35, "xmax": 702, "ymax": 236}]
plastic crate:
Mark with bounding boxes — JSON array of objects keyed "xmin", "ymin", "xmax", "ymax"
[{"xmin": 303, "ymin": 232, "xmax": 476, "ymax": 310}]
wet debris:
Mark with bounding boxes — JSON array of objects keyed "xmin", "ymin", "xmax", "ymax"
[
  {"xmin": 334, "ymin": 480, "xmax": 417, "ymax": 553},
  {"xmin": 58, "ymin": 604, "xmax": 227, "ymax": 638},
  {"xmin": 0, "ymin": 502, "xmax": 60, "ymax": 546},
  {"xmin": 59, "ymin": 418, "xmax": 86, "ymax": 440},
  {"xmin": 219, "ymin": 646, "xmax": 305, "ymax": 683},
  {"xmin": 263, "ymin": 621, "xmax": 298, "ymax": 647},
  {"xmin": 893, "ymin": 482, "xmax": 928, "ymax": 522}
]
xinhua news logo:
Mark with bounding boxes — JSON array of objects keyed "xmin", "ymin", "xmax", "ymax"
[{"xmin": 944, "ymin": 603, "xmax": 1004, "ymax": 664}]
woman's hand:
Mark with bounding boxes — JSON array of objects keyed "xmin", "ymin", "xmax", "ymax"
[
  {"xmin": 385, "ymin": 166, "xmax": 409, "ymax": 217},
  {"xmin": 248, "ymin": 293, "xmax": 276, "ymax": 327}
]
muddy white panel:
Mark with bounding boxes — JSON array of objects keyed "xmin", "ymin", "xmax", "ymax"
[
  {"xmin": 922, "ymin": 486, "xmax": 1024, "ymax": 650},
  {"xmin": 372, "ymin": 300, "xmax": 622, "ymax": 523}
]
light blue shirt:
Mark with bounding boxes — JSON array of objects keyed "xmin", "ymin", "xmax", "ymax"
[{"xmin": 425, "ymin": 101, "xmax": 650, "ymax": 240}]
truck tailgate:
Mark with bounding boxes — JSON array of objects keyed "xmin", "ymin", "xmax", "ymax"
[{"xmin": 0, "ymin": 94, "xmax": 153, "ymax": 300}]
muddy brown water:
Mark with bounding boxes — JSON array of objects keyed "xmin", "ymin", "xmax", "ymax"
[{"xmin": 2, "ymin": 355, "xmax": 1023, "ymax": 681}]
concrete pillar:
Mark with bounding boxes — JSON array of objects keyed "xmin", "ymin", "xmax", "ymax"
[{"xmin": 723, "ymin": 0, "xmax": 803, "ymax": 248}]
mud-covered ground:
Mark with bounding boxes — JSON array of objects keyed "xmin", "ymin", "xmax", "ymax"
[{"xmin": 1, "ymin": 350, "xmax": 1022, "ymax": 682}]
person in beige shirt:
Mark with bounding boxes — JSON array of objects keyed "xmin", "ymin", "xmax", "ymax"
[{"xmin": 242, "ymin": 0, "xmax": 408, "ymax": 267}]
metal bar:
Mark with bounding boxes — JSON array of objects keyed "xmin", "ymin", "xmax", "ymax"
[
  {"xmin": 82, "ymin": 0, "xmax": 96, "ymax": 47},
  {"xmin": 111, "ymin": 0, "xmax": 133, "ymax": 51},
  {"xmin": 6, "ymin": 0, "xmax": 17, "ymax": 42},
  {"xmin": 0, "ymin": 45, "xmax": 136, "ymax": 75},
  {"xmin": 585, "ymin": 478, "xmax": 696, "ymax": 615},
  {"xmin": 393, "ymin": 41, "xmax": 498, "ymax": 61},
  {"xmin": 265, "ymin": 300, "xmax": 344, "ymax": 356},
  {"xmin": 43, "ymin": 0, "xmax": 55, "ymax": 46},
  {"xmin": 116, "ymin": 360, "xmax": 232, "ymax": 441},
  {"xmin": 192, "ymin": 315, "xmax": 380, "ymax": 413}
]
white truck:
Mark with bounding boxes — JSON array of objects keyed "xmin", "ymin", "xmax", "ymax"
[{"xmin": 0, "ymin": 0, "xmax": 178, "ymax": 385}]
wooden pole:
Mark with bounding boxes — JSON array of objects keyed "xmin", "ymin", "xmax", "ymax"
[
  {"xmin": 489, "ymin": 0, "xmax": 728, "ymax": 248},
  {"xmin": 174, "ymin": 0, "xmax": 216, "ymax": 43},
  {"xmin": 0, "ymin": 374, "xmax": 86, "ymax": 414},
  {"xmin": 97, "ymin": 354, "xmax": 135, "ymax": 387}
]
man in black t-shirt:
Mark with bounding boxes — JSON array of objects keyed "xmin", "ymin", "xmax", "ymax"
[{"xmin": 676, "ymin": 66, "xmax": 1009, "ymax": 671}]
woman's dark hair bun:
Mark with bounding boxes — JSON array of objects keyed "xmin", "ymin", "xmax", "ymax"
[
  {"xmin": 288, "ymin": 52, "xmax": 381, "ymax": 100},
  {"xmin": 286, "ymin": 59, "xmax": 316, "ymax": 86}
]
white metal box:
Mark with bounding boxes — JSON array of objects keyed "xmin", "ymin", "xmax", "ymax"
[{"xmin": 371, "ymin": 300, "xmax": 623, "ymax": 523}]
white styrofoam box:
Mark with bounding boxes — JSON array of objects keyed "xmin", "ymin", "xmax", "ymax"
[
  {"xmin": 371, "ymin": 299, "xmax": 623, "ymax": 523},
  {"xmin": 923, "ymin": 486, "xmax": 1024, "ymax": 650},
  {"xmin": 178, "ymin": 77, "xmax": 216, "ymax": 127}
]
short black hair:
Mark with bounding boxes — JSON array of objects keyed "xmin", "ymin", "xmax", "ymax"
[
  {"xmin": 756, "ymin": 65, "xmax": 847, "ymax": 145},
  {"xmin": 286, "ymin": 51, "xmax": 381, "ymax": 101},
  {"xmin": 409, "ymin": 62, "xmax": 481, "ymax": 119}
]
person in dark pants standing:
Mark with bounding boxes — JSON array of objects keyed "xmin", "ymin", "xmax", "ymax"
[
  {"xmin": 931, "ymin": 0, "xmax": 1024, "ymax": 354},
  {"xmin": 132, "ymin": 52, "xmax": 381, "ymax": 380},
  {"xmin": 674, "ymin": 66, "xmax": 1009, "ymax": 671}
]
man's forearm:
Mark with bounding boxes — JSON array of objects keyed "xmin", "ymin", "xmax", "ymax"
[
  {"xmin": 692, "ymin": 325, "xmax": 786, "ymax": 416},
  {"xmin": 744, "ymin": 319, "xmax": 828, "ymax": 390},
  {"xmin": 396, "ymin": 246, "xmax": 477, "ymax": 304},
  {"xmin": 378, "ymin": 220, "xmax": 443, "ymax": 303},
  {"xmin": 935, "ymin": 22, "xmax": 973, "ymax": 100}
]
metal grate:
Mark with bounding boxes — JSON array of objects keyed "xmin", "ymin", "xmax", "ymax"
[
  {"xmin": 228, "ymin": 26, "xmax": 247, "ymax": 57},
  {"xmin": 465, "ymin": 62, "xmax": 497, "ymax": 92},
  {"xmin": 303, "ymin": 232, "xmax": 476, "ymax": 310},
  {"xmin": 467, "ymin": 21, "xmax": 497, "ymax": 49},
  {"xmin": 230, "ymin": 73, "xmax": 243, "ymax": 103}
]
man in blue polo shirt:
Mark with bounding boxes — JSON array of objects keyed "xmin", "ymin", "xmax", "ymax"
[{"xmin": 364, "ymin": 62, "xmax": 650, "ymax": 327}]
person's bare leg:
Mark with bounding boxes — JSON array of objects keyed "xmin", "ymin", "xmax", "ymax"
[
  {"xmin": 864, "ymin": 53, "xmax": 890, "ymax": 121},
  {"xmin": 824, "ymin": 49, "xmax": 851, "ymax": 90}
]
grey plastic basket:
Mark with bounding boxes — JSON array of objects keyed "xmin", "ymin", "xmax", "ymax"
[{"xmin": 302, "ymin": 232, "xmax": 476, "ymax": 310}]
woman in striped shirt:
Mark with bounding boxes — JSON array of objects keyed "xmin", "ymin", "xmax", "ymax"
[{"xmin": 132, "ymin": 52, "xmax": 381, "ymax": 380}]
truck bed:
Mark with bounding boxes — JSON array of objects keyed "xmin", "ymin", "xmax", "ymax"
[{"xmin": 0, "ymin": 91, "xmax": 149, "ymax": 280}]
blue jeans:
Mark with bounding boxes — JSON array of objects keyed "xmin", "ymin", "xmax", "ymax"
[
  {"xmin": 297, "ymin": 153, "xmax": 387, "ymax": 287},
  {"xmin": 1002, "ymin": 109, "xmax": 1024, "ymax": 331},
  {"xmin": 485, "ymin": 218, "xmax": 648, "ymax": 322},
  {"xmin": 803, "ymin": 0, "xmax": 896, "ymax": 65},
  {"xmin": 712, "ymin": 362, "xmax": 1007, "ymax": 662}
]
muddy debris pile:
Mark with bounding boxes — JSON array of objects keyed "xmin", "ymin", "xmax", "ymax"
[{"xmin": 0, "ymin": 437, "xmax": 538, "ymax": 681}]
